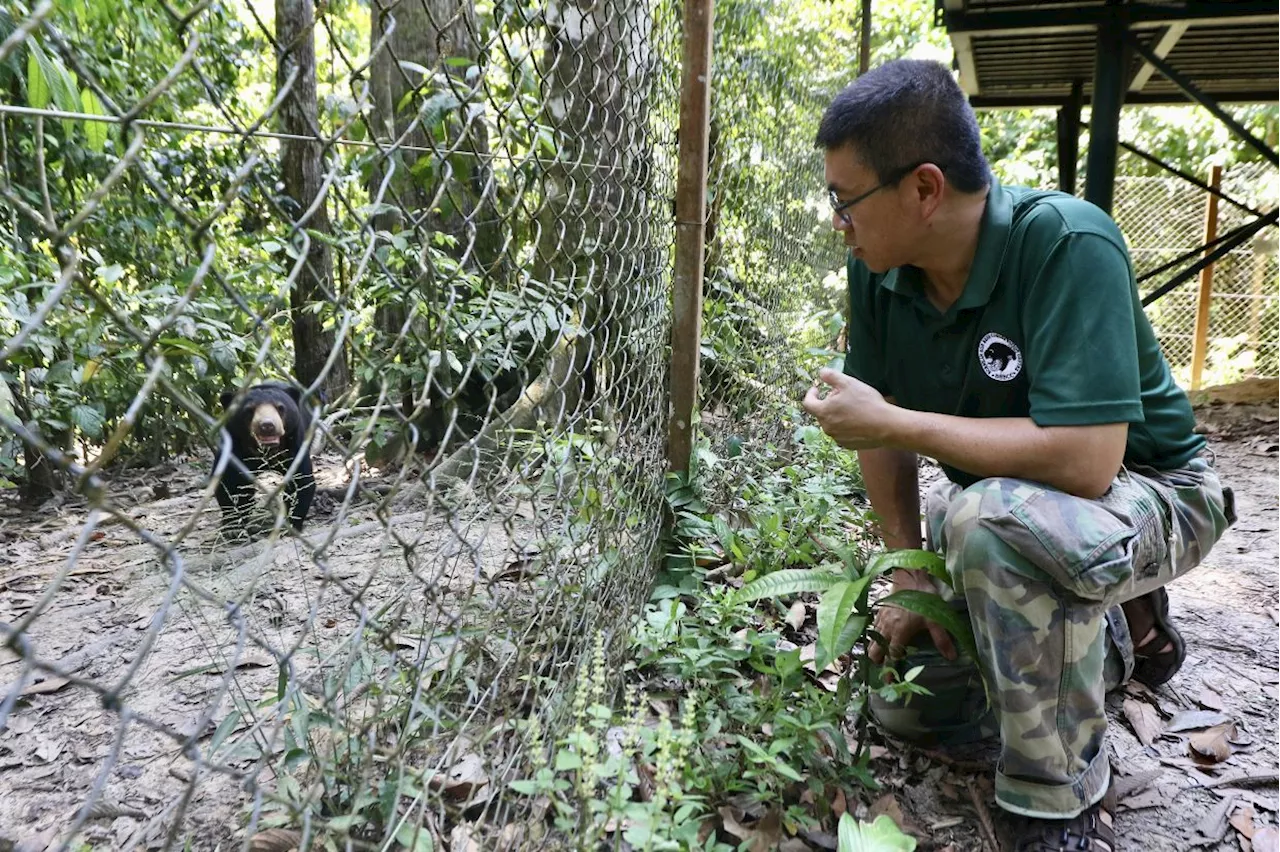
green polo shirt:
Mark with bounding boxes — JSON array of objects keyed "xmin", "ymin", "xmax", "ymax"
[{"xmin": 843, "ymin": 179, "xmax": 1204, "ymax": 488}]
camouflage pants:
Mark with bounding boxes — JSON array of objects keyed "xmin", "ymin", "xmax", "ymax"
[{"xmin": 869, "ymin": 456, "xmax": 1232, "ymax": 818}]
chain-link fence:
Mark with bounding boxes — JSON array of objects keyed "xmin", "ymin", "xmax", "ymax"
[
  {"xmin": 1114, "ymin": 159, "xmax": 1279, "ymax": 387},
  {"xmin": 1, "ymin": 0, "xmax": 686, "ymax": 847}
]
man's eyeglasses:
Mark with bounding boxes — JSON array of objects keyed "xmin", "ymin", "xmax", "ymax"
[{"xmin": 827, "ymin": 160, "xmax": 940, "ymax": 225}]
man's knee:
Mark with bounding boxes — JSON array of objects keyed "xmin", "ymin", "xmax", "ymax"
[
  {"xmin": 869, "ymin": 651, "xmax": 997, "ymax": 746},
  {"xmin": 940, "ymin": 477, "xmax": 1035, "ymax": 587}
]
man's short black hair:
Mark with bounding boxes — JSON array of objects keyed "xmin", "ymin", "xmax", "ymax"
[{"xmin": 816, "ymin": 59, "xmax": 991, "ymax": 194}]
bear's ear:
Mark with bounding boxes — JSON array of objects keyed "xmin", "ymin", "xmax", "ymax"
[
  {"xmin": 219, "ymin": 390, "xmax": 236, "ymax": 410},
  {"xmin": 283, "ymin": 384, "xmax": 304, "ymax": 404}
]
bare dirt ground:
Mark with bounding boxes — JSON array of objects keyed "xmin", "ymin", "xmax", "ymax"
[
  {"xmin": 0, "ymin": 456, "xmax": 542, "ymax": 850},
  {"xmin": 862, "ymin": 395, "xmax": 1279, "ymax": 852}
]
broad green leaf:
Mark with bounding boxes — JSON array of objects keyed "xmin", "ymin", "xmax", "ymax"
[
  {"xmin": 0, "ymin": 379, "xmax": 14, "ymax": 424},
  {"xmin": 395, "ymin": 823, "xmax": 435, "ymax": 852},
  {"xmin": 823, "ymin": 613, "xmax": 868, "ymax": 673},
  {"xmin": 865, "ymin": 549, "xmax": 948, "ymax": 585},
  {"xmin": 208, "ymin": 709, "xmax": 242, "ymax": 753},
  {"xmin": 27, "ymin": 48, "xmax": 49, "ymax": 109},
  {"xmin": 81, "ymin": 88, "xmax": 108, "ymax": 152},
  {"xmin": 877, "ymin": 589, "xmax": 978, "ymax": 666},
  {"xmin": 26, "ymin": 41, "xmax": 79, "ymax": 135},
  {"xmin": 733, "ymin": 568, "xmax": 844, "ymax": 605},
  {"xmin": 70, "ymin": 404, "xmax": 104, "ymax": 439},
  {"xmin": 815, "ymin": 574, "xmax": 872, "ymax": 671},
  {"xmin": 837, "ymin": 813, "xmax": 917, "ymax": 852}
]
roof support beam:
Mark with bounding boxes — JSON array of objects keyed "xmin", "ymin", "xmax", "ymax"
[
  {"xmin": 940, "ymin": 0, "xmax": 980, "ymax": 95},
  {"xmin": 1084, "ymin": 16, "xmax": 1128, "ymax": 213},
  {"xmin": 1126, "ymin": 31, "xmax": 1280, "ymax": 165},
  {"xmin": 1129, "ymin": 22, "xmax": 1188, "ymax": 93},
  {"xmin": 1056, "ymin": 80, "xmax": 1084, "ymax": 195},
  {"xmin": 968, "ymin": 89, "xmax": 1278, "ymax": 109},
  {"xmin": 942, "ymin": 1, "xmax": 1277, "ymax": 37}
]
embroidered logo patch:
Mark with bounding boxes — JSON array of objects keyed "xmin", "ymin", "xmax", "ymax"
[{"xmin": 978, "ymin": 332, "xmax": 1022, "ymax": 382}]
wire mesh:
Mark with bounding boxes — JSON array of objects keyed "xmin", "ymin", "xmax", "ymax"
[
  {"xmin": 1114, "ymin": 158, "xmax": 1280, "ymax": 387},
  {"xmin": 696, "ymin": 1, "xmax": 847, "ymax": 470},
  {"xmin": 0, "ymin": 0, "xmax": 680, "ymax": 847}
]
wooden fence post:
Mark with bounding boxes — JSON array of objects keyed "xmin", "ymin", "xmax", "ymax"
[
  {"xmin": 1189, "ymin": 164, "xmax": 1221, "ymax": 391},
  {"xmin": 667, "ymin": 0, "xmax": 714, "ymax": 474}
]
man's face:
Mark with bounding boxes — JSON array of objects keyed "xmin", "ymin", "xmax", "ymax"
[{"xmin": 823, "ymin": 145, "xmax": 909, "ymax": 273}]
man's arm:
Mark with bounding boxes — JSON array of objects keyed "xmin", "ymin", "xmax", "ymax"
[
  {"xmin": 803, "ymin": 370, "xmax": 1127, "ymax": 500},
  {"xmin": 858, "ymin": 444, "xmax": 959, "ymax": 662},
  {"xmin": 858, "ymin": 446, "xmax": 922, "ymax": 550},
  {"xmin": 882, "ymin": 409, "xmax": 1127, "ymax": 501}
]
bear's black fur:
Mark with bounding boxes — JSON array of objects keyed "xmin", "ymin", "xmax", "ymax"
[{"xmin": 214, "ymin": 381, "xmax": 316, "ymax": 532}]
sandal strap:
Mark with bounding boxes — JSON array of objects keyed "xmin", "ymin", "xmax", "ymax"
[{"xmin": 1015, "ymin": 786, "xmax": 1116, "ymax": 852}]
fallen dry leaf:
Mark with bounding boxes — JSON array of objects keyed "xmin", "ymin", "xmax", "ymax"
[
  {"xmin": 1190, "ymin": 721, "xmax": 1238, "ymax": 763},
  {"xmin": 1199, "ymin": 685, "xmax": 1227, "ymax": 711},
  {"xmin": 428, "ymin": 753, "xmax": 489, "ymax": 800},
  {"xmin": 1123, "ymin": 697, "xmax": 1163, "ymax": 747},
  {"xmin": 869, "ymin": 793, "xmax": 907, "ymax": 828},
  {"xmin": 449, "ymin": 823, "xmax": 482, "ymax": 852},
  {"xmin": 831, "ymin": 786, "xmax": 847, "ymax": 818},
  {"xmin": 1254, "ymin": 826, "xmax": 1280, "ymax": 852},
  {"xmin": 1167, "ymin": 710, "xmax": 1233, "ymax": 733},
  {"xmin": 785, "ymin": 601, "xmax": 807, "ymax": 632},
  {"xmin": 719, "ymin": 806, "xmax": 783, "ymax": 852},
  {"xmin": 1230, "ymin": 804, "xmax": 1257, "ymax": 840},
  {"xmin": 20, "ymin": 677, "xmax": 70, "ymax": 697},
  {"xmin": 1118, "ymin": 789, "xmax": 1167, "ymax": 811},
  {"xmin": 248, "ymin": 829, "xmax": 302, "ymax": 852}
]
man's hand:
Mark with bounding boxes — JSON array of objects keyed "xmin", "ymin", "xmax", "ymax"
[
  {"xmin": 801, "ymin": 368, "xmax": 897, "ymax": 450},
  {"xmin": 868, "ymin": 569, "xmax": 958, "ymax": 666}
]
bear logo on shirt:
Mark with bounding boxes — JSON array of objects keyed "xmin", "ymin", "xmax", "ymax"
[{"xmin": 978, "ymin": 332, "xmax": 1022, "ymax": 382}]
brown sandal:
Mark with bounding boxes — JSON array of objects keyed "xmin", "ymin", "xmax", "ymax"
[
  {"xmin": 1124, "ymin": 587, "xmax": 1186, "ymax": 687},
  {"xmin": 1014, "ymin": 782, "xmax": 1116, "ymax": 852}
]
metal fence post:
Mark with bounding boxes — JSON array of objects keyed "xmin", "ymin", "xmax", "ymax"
[
  {"xmin": 667, "ymin": 0, "xmax": 715, "ymax": 474},
  {"xmin": 1190, "ymin": 164, "xmax": 1222, "ymax": 390}
]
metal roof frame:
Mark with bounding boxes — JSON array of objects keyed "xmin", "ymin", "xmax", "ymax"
[{"xmin": 935, "ymin": 0, "xmax": 1278, "ymax": 306}]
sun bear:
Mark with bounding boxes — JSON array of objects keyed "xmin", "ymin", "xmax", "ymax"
[{"xmin": 214, "ymin": 381, "xmax": 316, "ymax": 532}]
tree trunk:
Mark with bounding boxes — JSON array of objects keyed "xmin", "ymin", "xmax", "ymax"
[
  {"xmin": 276, "ymin": 0, "xmax": 349, "ymax": 399},
  {"xmin": 532, "ymin": 0, "xmax": 655, "ymax": 427},
  {"xmin": 368, "ymin": 0, "xmax": 499, "ymax": 272}
]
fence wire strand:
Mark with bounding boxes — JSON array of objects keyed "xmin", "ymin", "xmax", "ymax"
[
  {"xmin": 1, "ymin": 0, "xmax": 678, "ymax": 847},
  {"xmin": 0, "ymin": 1, "xmax": 1275, "ymax": 849}
]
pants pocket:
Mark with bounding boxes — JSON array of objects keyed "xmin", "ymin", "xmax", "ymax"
[{"xmin": 979, "ymin": 472, "xmax": 1166, "ymax": 601}]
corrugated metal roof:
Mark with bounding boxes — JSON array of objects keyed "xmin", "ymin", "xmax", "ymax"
[{"xmin": 936, "ymin": 0, "xmax": 1279, "ymax": 108}]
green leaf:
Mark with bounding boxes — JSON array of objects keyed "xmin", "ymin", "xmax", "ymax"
[
  {"xmin": 865, "ymin": 549, "xmax": 948, "ymax": 585},
  {"xmin": 208, "ymin": 710, "xmax": 242, "ymax": 753},
  {"xmin": 815, "ymin": 575, "xmax": 872, "ymax": 671},
  {"xmin": 733, "ymin": 568, "xmax": 845, "ymax": 605},
  {"xmin": 837, "ymin": 813, "xmax": 917, "ymax": 852},
  {"xmin": 26, "ymin": 41, "xmax": 79, "ymax": 135},
  {"xmin": 877, "ymin": 589, "xmax": 978, "ymax": 666},
  {"xmin": 327, "ymin": 813, "xmax": 363, "ymax": 833},
  {"xmin": 70, "ymin": 404, "xmax": 104, "ymax": 439},
  {"xmin": 395, "ymin": 823, "xmax": 435, "ymax": 852},
  {"xmin": 554, "ymin": 749, "xmax": 582, "ymax": 771},
  {"xmin": 26, "ymin": 47, "xmax": 49, "ymax": 109},
  {"xmin": 81, "ymin": 88, "xmax": 108, "ymax": 152},
  {"xmin": 0, "ymin": 379, "xmax": 15, "ymax": 425}
]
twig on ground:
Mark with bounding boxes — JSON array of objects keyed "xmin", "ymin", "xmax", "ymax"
[{"xmin": 967, "ymin": 780, "xmax": 1000, "ymax": 852}]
